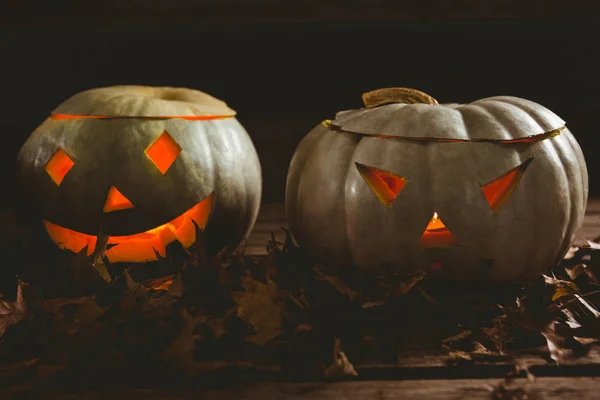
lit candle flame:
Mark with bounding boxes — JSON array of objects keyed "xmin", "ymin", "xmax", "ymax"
[
  {"xmin": 426, "ymin": 212, "xmax": 446, "ymax": 231},
  {"xmin": 421, "ymin": 211, "xmax": 456, "ymax": 247}
]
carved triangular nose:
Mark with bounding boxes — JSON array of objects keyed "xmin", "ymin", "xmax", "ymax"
[
  {"xmin": 420, "ymin": 212, "xmax": 456, "ymax": 247},
  {"xmin": 103, "ymin": 186, "xmax": 134, "ymax": 213}
]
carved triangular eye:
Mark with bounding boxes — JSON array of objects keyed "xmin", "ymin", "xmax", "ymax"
[
  {"xmin": 356, "ymin": 163, "xmax": 407, "ymax": 207},
  {"xmin": 481, "ymin": 157, "xmax": 533, "ymax": 213}
]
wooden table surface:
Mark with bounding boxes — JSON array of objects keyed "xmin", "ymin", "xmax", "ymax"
[{"xmin": 29, "ymin": 377, "xmax": 600, "ymax": 400}]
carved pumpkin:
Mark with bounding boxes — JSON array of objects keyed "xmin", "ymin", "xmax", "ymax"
[
  {"xmin": 18, "ymin": 85, "xmax": 262, "ymax": 263},
  {"xmin": 286, "ymin": 88, "xmax": 588, "ymax": 284}
]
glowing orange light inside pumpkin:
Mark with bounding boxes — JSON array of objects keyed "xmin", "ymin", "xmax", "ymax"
[
  {"xmin": 43, "ymin": 194, "xmax": 213, "ymax": 263},
  {"xmin": 145, "ymin": 131, "xmax": 181, "ymax": 174},
  {"xmin": 103, "ymin": 186, "xmax": 135, "ymax": 213},
  {"xmin": 420, "ymin": 212, "xmax": 456, "ymax": 247},
  {"xmin": 356, "ymin": 163, "xmax": 407, "ymax": 207},
  {"xmin": 45, "ymin": 149, "xmax": 75, "ymax": 186},
  {"xmin": 481, "ymin": 157, "xmax": 533, "ymax": 213},
  {"xmin": 51, "ymin": 114, "xmax": 232, "ymax": 121}
]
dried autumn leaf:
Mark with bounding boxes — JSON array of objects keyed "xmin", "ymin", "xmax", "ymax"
[
  {"xmin": 400, "ymin": 273, "xmax": 426, "ymax": 293},
  {"xmin": 71, "ymin": 297, "xmax": 108, "ymax": 325},
  {"xmin": 552, "ymin": 288, "xmax": 572, "ymax": 302},
  {"xmin": 563, "ymin": 246, "xmax": 580, "ymax": 260},
  {"xmin": 445, "ymin": 341, "xmax": 507, "ymax": 366},
  {"xmin": 164, "ymin": 307, "xmax": 207, "ymax": 352},
  {"xmin": 481, "ymin": 318, "xmax": 508, "ymax": 355},
  {"xmin": 312, "ymin": 264, "xmax": 358, "ymax": 301},
  {"xmin": 190, "ymin": 221, "xmax": 207, "ymax": 262},
  {"xmin": 324, "ymin": 337, "xmax": 358, "ymax": 379},
  {"xmin": 565, "ymin": 263, "xmax": 587, "ymax": 280},
  {"xmin": 69, "ymin": 246, "xmax": 94, "ymax": 283},
  {"xmin": 42, "ymin": 295, "xmax": 107, "ymax": 335},
  {"xmin": 543, "ymin": 274, "xmax": 577, "ymax": 290},
  {"xmin": 93, "ymin": 231, "xmax": 111, "ymax": 258},
  {"xmin": 90, "ymin": 231, "xmax": 112, "ymax": 284},
  {"xmin": 162, "ymin": 307, "xmax": 239, "ymax": 376},
  {"xmin": 231, "ymin": 274, "xmax": 285, "ymax": 346},
  {"xmin": 542, "ymin": 322, "xmax": 573, "ymax": 364},
  {"xmin": 118, "ymin": 271, "xmax": 150, "ymax": 313},
  {"xmin": 0, "ymin": 283, "xmax": 26, "ymax": 338},
  {"xmin": 169, "ymin": 272, "xmax": 185, "ymax": 297},
  {"xmin": 361, "ymin": 300, "xmax": 387, "ymax": 309},
  {"xmin": 143, "ymin": 274, "xmax": 175, "ymax": 292},
  {"xmin": 441, "ymin": 330, "xmax": 472, "ymax": 344},
  {"xmin": 582, "ymin": 240, "xmax": 600, "ymax": 251},
  {"xmin": 92, "ymin": 255, "xmax": 112, "ymax": 284},
  {"xmin": 543, "ymin": 274, "xmax": 578, "ymax": 301}
]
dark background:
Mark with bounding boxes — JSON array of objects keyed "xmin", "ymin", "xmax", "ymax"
[{"xmin": 2, "ymin": 0, "xmax": 600, "ymax": 207}]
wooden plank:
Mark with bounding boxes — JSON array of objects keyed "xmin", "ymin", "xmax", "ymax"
[
  {"xmin": 19, "ymin": 377, "xmax": 600, "ymax": 399},
  {"xmin": 2, "ymin": 0, "xmax": 599, "ymax": 28}
]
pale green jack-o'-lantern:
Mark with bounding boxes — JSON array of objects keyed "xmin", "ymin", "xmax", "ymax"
[
  {"xmin": 285, "ymin": 88, "xmax": 588, "ymax": 284},
  {"xmin": 18, "ymin": 85, "xmax": 262, "ymax": 263}
]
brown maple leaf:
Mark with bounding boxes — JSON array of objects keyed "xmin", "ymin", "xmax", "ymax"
[
  {"xmin": 0, "ymin": 282, "xmax": 27, "ymax": 339},
  {"xmin": 324, "ymin": 337, "xmax": 358, "ymax": 379},
  {"xmin": 231, "ymin": 274, "xmax": 285, "ymax": 346}
]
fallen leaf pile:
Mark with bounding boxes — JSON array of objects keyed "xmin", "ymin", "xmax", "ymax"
[{"xmin": 0, "ymin": 217, "xmax": 598, "ymax": 396}]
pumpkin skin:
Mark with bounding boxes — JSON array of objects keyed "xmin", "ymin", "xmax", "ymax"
[
  {"xmin": 18, "ymin": 86, "xmax": 262, "ymax": 263},
  {"xmin": 285, "ymin": 88, "xmax": 588, "ymax": 284}
]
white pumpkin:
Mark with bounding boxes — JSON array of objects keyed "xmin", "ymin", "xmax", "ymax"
[
  {"xmin": 18, "ymin": 85, "xmax": 262, "ymax": 263},
  {"xmin": 286, "ymin": 88, "xmax": 588, "ymax": 284}
]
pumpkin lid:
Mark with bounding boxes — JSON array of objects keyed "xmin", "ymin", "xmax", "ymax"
[
  {"xmin": 329, "ymin": 88, "xmax": 566, "ymax": 143},
  {"xmin": 51, "ymin": 85, "xmax": 236, "ymax": 118}
]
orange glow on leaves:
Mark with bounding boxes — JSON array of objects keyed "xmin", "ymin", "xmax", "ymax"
[
  {"xmin": 103, "ymin": 186, "xmax": 135, "ymax": 213},
  {"xmin": 144, "ymin": 275, "xmax": 175, "ymax": 291},
  {"xmin": 145, "ymin": 131, "xmax": 181, "ymax": 174},
  {"xmin": 45, "ymin": 149, "xmax": 75, "ymax": 186},
  {"xmin": 356, "ymin": 163, "xmax": 407, "ymax": 207},
  {"xmin": 43, "ymin": 194, "xmax": 213, "ymax": 263},
  {"xmin": 481, "ymin": 158, "xmax": 533, "ymax": 213},
  {"xmin": 51, "ymin": 114, "xmax": 231, "ymax": 121},
  {"xmin": 420, "ymin": 212, "xmax": 456, "ymax": 247}
]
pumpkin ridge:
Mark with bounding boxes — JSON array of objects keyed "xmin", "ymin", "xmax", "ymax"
[
  {"xmin": 544, "ymin": 133, "xmax": 584, "ymax": 270},
  {"xmin": 344, "ymin": 135, "xmax": 365, "ymax": 270},
  {"xmin": 489, "ymin": 97, "xmax": 567, "ymax": 136}
]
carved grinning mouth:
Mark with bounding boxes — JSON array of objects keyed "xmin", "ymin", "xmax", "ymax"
[{"xmin": 42, "ymin": 193, "xmax": 214, "ymax": 263}]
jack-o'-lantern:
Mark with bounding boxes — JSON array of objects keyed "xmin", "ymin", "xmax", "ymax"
[
  {"xmin": 18, "ymin": 85, "xmax": 262, "ymax": 264},
  {"xmin": 286, "ymin": 88, "xmax": 588, "ymax": 284}
]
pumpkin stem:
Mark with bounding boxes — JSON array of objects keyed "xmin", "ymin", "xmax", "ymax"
[{"xmin": 362, "ymin": 87, "xmax": 439, "ymax": 108}]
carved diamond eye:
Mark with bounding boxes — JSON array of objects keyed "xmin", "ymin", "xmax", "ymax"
[
  {"xmin": 481, "ymin": 157, "xmax": 533, "ymax": 213},
  {"xmin": 145, "ymin": 130, "xmax": 181, "ymax": 174},
  {"xmin": 356, "ymin": 163, "xmax": 407, "ymax": 207},
  {"xmin": 45, "ymin": 148, "xmax": 75, "ymax": 186}
]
